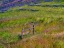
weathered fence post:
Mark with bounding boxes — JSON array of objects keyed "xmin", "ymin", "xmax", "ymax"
[
  {"xmin": 31, "ymin": 22, "xmax": 35, "ymax": 35},
  {"xmin": 33, "ymin": 23, "xmax": 35, "ymax": 35},
  {"xmin": 21, "ymin": 28, "xmax": 25, "ymax": 39},
  {"xmin": 18, "ymin": 28, "xmax": 24, "ymax": 40}
]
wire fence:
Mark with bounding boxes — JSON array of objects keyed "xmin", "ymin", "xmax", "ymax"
[{"xmin": 0, "ymin": 22, "xmax": 37, "ymax": 48}]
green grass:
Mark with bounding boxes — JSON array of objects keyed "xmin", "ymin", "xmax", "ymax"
[
  {"xmin": 0, "ymin": 2, "xmax": 64, "ymax": 48},
  {"xmin": 0, "ymin": 31, "xmax": 19, "ymax": 43},
  {"xmin": 0, "ymin": 5, "xmax": 64, "ymax": 32}
]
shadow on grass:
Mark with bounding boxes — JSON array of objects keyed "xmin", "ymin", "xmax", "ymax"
[{"xmin": 16, "ymin": 8, "xmax": 39, "ymax": 12}]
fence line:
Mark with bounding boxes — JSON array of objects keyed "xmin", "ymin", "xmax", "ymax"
[{"xmin": 21, "ymin": 22, "xmax": 35, "ymax": 39}]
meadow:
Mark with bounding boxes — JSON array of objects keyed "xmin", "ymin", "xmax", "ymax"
[{"xmin": 0, "ymin": 1, "xmax": 64, "ymax": 48}]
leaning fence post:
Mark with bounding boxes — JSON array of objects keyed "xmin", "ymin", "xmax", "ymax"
[
  {"xmin": 18, "ymin": 28, "xmax": 24, "ymax": 39},
  {"xmin": 21, "ymin": 28, "xmax": 24, "ymax": 38}
]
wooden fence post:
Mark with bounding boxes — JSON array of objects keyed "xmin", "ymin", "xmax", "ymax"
[
  {"xmin": 21, "ymin": 28, "xmax": 24, "ymax": 38},
  {"xmin": 31, "ymin": 22, "xmax": 35, "ymax": 35},
  {"xmin": 33, "ymin": 23, "xmax": 35, "ymax": 35}
]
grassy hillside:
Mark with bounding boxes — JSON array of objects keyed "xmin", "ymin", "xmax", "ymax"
[{"xmin": 0, "ymin": 2, "xmax": 64, "ymax": 48}]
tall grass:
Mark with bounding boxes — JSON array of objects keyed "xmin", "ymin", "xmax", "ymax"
[{"xmin": 0, "ymin": 2, "xmax": 64, "ymax": 48}]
